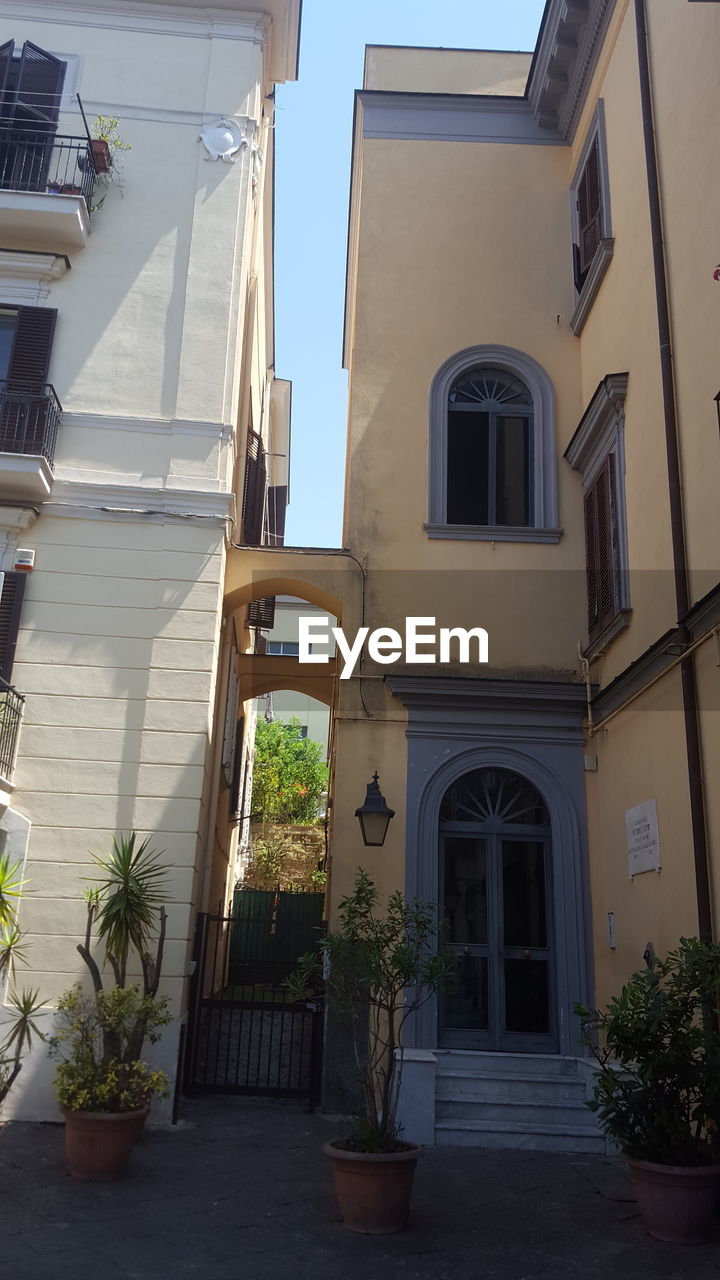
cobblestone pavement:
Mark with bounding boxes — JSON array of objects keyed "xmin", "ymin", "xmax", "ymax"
[{"xmin": 1, "ymin": 1096, "xmax": 719, "ymax": 1280}]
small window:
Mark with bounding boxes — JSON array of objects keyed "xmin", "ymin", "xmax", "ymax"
[
  {"xmin": 570, "ymin": 102, "xmax": 613, "ymax": 336},
  {"xmin": 564, "ymin": 373, "xmax": 630, "ymax": 654},
  {"xmin": 267, "ymin": 640, "xmax": 299, "ymax": 656},
  {"xmin": 427, "ymin": 345, "xmax": 559, "ymax": 543}
]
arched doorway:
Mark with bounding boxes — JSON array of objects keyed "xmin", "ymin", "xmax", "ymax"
[{"xmin": 439, "ymin": 766, "xmax": 556, "ymax": 1054}]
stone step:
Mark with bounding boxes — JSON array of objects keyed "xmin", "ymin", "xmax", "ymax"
[
  {"xmin": 436, "ymin": 1096, "xmax": 593, "ymax": 1126},
  {"xmin": 434, "ymin": 1050, "xmax": 581, "ymax": 1078},
  {"xmin": 436, "ymin": 1070, "xmax": 588, "ymax": 1103},
  {"xmin": 435, "ymin": 1119, "xmax": 607, "ymax": 1154}
]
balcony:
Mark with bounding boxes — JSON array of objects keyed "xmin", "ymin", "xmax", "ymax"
[
  {"xmin": 0, "ymin": 125, "xmax": 95, "ymax": 249},
  {"xmin": 0, "ymin": 678, "xmax": 24, "ymax": 806},
  {"xmin": 0, "ymin": 381, "xmax": 62, "ymax": 499}
]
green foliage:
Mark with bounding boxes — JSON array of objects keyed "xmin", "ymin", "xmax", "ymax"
[
  {"xmin": 576, "ymin": 937, "xmax": 720, "ymax": 1166},
  {"xmin": 0, "ymin": 856, "xmax": 47, "ymax": 1107},
  {"xmin": 91, "ymin": 833, "xmax": 168, "ymax": 986},
  {"xmin": 92, "ymin": 115, "xmax": 132, "ymax": 152},
  {"xmin": 52, "ymin": 831, "xmax": 171, "ymax": 1111},
  {"xmin": 0, "ymin": 988, "xmax": 47, "ymax": 1107},
  {"xmin": 288, "ymin": 869, "xmax": 453, "ymax": 1153},
  {"xmin": 50, "ymin": 984, "xmax": 170, "ymax": 1113},
  {"xmin": 0, "ymin": 852, "xmax": 24, "ymax": 930},
  {"xmin": 252, "ymin": 719, "xmax": 328, "ymax": 824}
]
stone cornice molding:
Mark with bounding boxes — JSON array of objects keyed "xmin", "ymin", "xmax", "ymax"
[
  {"xmin": 388, "ymin": 674, "xmax": 588, "ymax": 722},
  {"xmin": 564, "ymin": 372, "xmax": 628, "ymax": 475},
  {"xmin": 527, "ymin": 0, "xmax": 617, "ymax": 140},
  {"xmin": 359, "ymin": 90, "xmax": 565, "ymax": 146},
  {"xmin": 2, "ymin": 1, "xmax": 269, "ymax": 41},
  {"xmin": 48, "ymin": 477, "xmax": 234, "ymax": 521},
  {"xmin": 0, "ymin": 250, "xmax": 70, "ymax": 304},
  {"xmin": 60, "ymin": 411, "xmax": 233, "ymax": 440}
]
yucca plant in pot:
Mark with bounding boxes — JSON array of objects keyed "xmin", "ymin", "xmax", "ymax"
[
  {"xmin": 576, "ymin": 937, "xmax": 720, "ymax": 1244},
  {"xmin": 0, "ymin": 853, "xmax": 47, "ymax": 1111},
  {"xmin": 49, "ymin": 833, "xmax": 171, "ymax": 1180},
  {"xmin": 288, "ymin": 869, "xmax": 452, "ymax": 1234}
]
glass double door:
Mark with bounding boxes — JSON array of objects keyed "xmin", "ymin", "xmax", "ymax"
[{"xmin": 440, "ymin": 833, "xmax": 556, "ymax": 1052}]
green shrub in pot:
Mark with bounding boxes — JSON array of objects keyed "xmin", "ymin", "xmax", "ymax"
[{"xmin": 576, "ymin": 937, "xmax": 720, "ymax": 1243}]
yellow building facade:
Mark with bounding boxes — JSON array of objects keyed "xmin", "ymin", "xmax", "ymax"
[{"xmin": 321, "ymin": 0, "xmax": 720, "ymax": 1149}]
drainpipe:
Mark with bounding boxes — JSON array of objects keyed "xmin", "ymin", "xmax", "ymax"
[{"xmin": 634, "ymin": 0, "xmax": 713, "ymax": 941}]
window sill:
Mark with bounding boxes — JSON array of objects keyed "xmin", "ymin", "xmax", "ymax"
[
  {"xmin": 570, "ymin": 238, "xmax": 614, "ymax": 337},
  {"xmin": 584, "ymin": 608, "xmax": 631, "ymax": 661},
  {"xmin": 424, "ymin": 523, "xmax": 563, "ymax": 544}
]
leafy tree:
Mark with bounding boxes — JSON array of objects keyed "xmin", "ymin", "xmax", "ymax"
[{"xmin": 252, "ymin": 718, "xmax": 328, "ymax": 823}]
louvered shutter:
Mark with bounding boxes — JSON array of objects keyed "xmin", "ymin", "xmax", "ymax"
[
  {"xmin": 584, "ymin": 456, "xmax": 617, "ymax": 639},
  {"xmin": 8, "ymin": 307, "xmax": 57, "ymax": 387},
  {"xmin": 221, "ymin": 662, "xmax": 239, "ymax": 788},
  {"xmin": 0, "ymin": 41, "xmax": 14, "ymax": 119},
  {"xmin": 577, "ymin": 138, "xmax": 602, "ymax": 277},
  {"xmin": 1, "ymin": 308, "xmax": 57, "ymax": 451},
  {"xmin": 230, "ymin": 715, "xmax": 245, "ymax": 819},
  {"xmin": 247, "ymin": 597, "xmax": 276, "ymax": 630},
  {"xmin": 242, "ymin": 430, "xmax": 267, "ymax": 545},
  {"xmin": 0, "ymin": 572, "xmax": 26, "ymax": 683},
  {"xmin": 15, "ymin": 42, "xmax": 66, "ymax": 126}
]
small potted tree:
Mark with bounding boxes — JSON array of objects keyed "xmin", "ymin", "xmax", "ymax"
[
  {"xmin": 576, "ymin": 937, "xmax": 720, "ymax": 1244},
  {"xmin": 49, "ymin": 833, "xmax": 171, "ymax": 1180},
  {"xmin": 289, "ymin": 869, "xmax": 451, "ymax": 1234}
]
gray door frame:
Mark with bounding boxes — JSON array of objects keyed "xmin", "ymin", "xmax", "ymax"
[
  {"xmin": 387, "ymin": 676, "xmax": 593, "ymax": 1058},
  {"xmin": 440, "ymin": 827, "xmax": 557, "ymax": 1053}
]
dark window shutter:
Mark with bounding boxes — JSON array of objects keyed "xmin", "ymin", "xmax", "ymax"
[
  {"xmin": 0, "ymin": 41, "xmax": 15, "ymax": 118},
  {"xmin": 577, "ymin": 137, "xmax": 602, "ymax": 277},
  {"xmin": 584, "ymin": 455, "xmax": 617, "ymax": 639},
  {"xmin": 266, "ymin": 485, "xmax": 287, "ymax": 547},
  {"xmin": 230, "ymin": 715, "xmax": 245, "ymax": 819},
  {"xmin": 247, "ymin": 597, "xmax": 276, "ymax": 630},
  {"xmin": 15, "ymin": 42, "xmax": 66, "ymax": 126},
  {"xmin": 7, "ymin": 307, "xmax": 57, "ymax": 388},
  {"xmin": 0, "ymin": 571, "xmax": 26, "ymax": 683},
  {"xmin": 242, "ymin": 429, "xmax": 267, "ymax": 545}
]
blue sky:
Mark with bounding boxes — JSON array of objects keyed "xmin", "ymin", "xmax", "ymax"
[{"xmin": 274, "ymin": 0, "xmax": 547, "ymax": 549}]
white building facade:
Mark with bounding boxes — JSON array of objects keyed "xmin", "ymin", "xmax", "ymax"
[{"xmin": 0, "ymin": 0, "xmax": 300, "ymax": 1119}]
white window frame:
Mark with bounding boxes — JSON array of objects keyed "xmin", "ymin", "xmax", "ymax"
[
  {"xmin": 570, "ymin": 100, "xmax": 614, "ymax": 336},
  {"xmin": 426, "ymin": 344, "xmax": 560, "ymax": 543}
]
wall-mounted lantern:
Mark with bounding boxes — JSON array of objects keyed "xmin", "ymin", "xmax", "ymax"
[{"xmin": 355, "ymin": 772, "xmax": 395, "ymax": 847}]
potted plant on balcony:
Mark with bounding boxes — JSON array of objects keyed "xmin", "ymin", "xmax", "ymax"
[
  {"xmin": 49, "ymin": 833, "xmax": 171, "ymax": 1180},
  {"xmin": 91, "ymin": 115, "xmax": 131, "ymax": 191},
  {"xmin": 576, "ymin": 937, "xmax": 720, "ymax": 1244},
  {"xmin": 0, "ymin": 852, "xmax": 47, "ymax": 1111},
  {"xmin": 288, "ymin": 869, "xmax": 451, "ymax": 1234}
]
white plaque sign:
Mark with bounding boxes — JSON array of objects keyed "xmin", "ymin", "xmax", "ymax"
[{"xmin": 626, "ymin": 798, "xmax": 661, "ymax": 877}]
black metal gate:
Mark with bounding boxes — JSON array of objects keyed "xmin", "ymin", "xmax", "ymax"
[{"xmin": 184, "ymin": 889, "xmax": 324, "ymax": 1104}]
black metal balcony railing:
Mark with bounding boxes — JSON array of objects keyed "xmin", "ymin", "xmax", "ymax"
[
  {"xmin": 0, "ymin": 381, "xmax": 62, "ymax": 467},
  {"xmin": 0, "ymin": 678, "xmax": 23, "ymax": 783},
  {"xmin": 0, "ymin": 123, "xmax": 96, "ymax": 210}
]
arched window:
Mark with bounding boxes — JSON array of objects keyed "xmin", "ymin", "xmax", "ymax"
[{"xmin": 427, "ymin": 345, "xmax": 560, "ymax": 543}]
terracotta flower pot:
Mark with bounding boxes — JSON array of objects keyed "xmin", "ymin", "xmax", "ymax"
[
  {"xmin": 63, "ymin": 1107, "xmax": 149, "ymax": 1181},
  {"xmin": 323, "ymin": 1140, "xmax": 420, "ymax": 1234},
  {"xmin": 90, "ymin": 139, "xmax": 111, "ymax": 173},
  {"xmin": 627, "ymin": 1157, "xmax": 720, "ymax": 1244}
]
